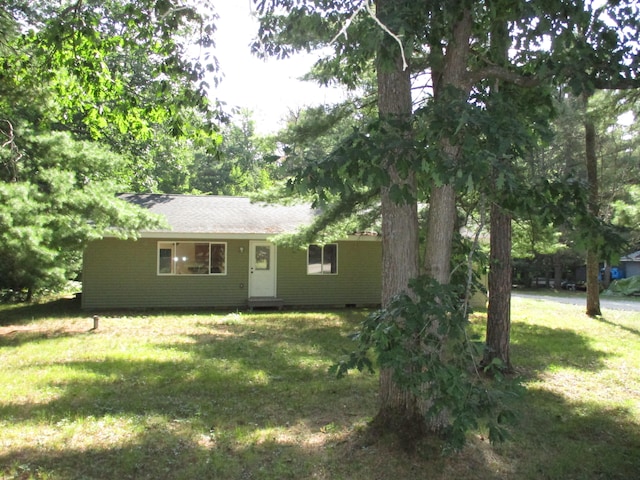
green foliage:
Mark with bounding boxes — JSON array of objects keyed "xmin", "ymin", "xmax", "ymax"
[
  {"xmin": 0, "ymin": 131, "xmax": 164, "ymax": 299},
  {"xmin": 1, "ymin": 0, "xmax": 224, "ymax": 197},
  {"xmin": 255, "ymin": 0, "xmax": 640, "ymax": 227},
  {"xmin": 0, "ymin": 0, "xmax": 229, "ymax": 298},
  {"xmin": 282, "ymin": 111, "xmax": 426, "ymax": 216},
  {"xmin": 507, "ymin": 90, "xmax": 639, "ymax": 267},
  {"xmin": 191, "ymin": 110, "xmax": 277, "ymax": 195},
  {"xmin": 331, "ymin": 276, "xmax": 522, "ymax": 451},
  {"xmin": 413, "ymin": 80, "xmax": 555, "ymax": 200},
  {"xmin": 259, "ymin": 101, "xmax": 386, "ymax": 245},
  {"xmin": 253, "ymin": 1, "xmax": 383, "ymax": 90},
  {"xmin": 272, "ymin": 190, "xmax": 380, "ymax": 248},
  {"xmin": 256, "ymin": 1, "xmax": 639, "ymax": 270},
  {"xmin": 3, "ymin": 0, "xmax": 221, "ymax": 141},
  {"xmin": 612, "ymin": 185, "xmax": 640, "ymax": 247}
]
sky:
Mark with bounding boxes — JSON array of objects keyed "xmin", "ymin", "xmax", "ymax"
[{"xmin": 211, "ymin": 1, "xmax": 345, "ymax": 134}]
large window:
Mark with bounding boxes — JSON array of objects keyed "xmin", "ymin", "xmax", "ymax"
[
  {"xmin": 158, "ymin": 242, "xmax": 226, "ymax": 275},
  {"xmin": 307, "ymin": 244, "xmax": 337, "ymax": 275}
]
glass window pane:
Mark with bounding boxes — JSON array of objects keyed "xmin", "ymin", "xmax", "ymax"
[
  {"xmin": 158, "ymin": 241, "xmax": 226, "ymax": 275},
  {"xmin": 175, "ymin": 243, "xmax": 194, "ymax": 274},
  {"xmin": 324, "ymin": 244, "xmax": 337, "ymax": 274},
  {"xmin": 255, "ymin": 245, "xmax": 270, "ymax": 270},
  {"xmin": 158, "ymin": 243, "xmax": 174, "ymax": 274},
  {"xmin": 190, "ymin": 243, "xmax": 210, "ymax": 274},
  {"xmin": 211, "ymin": 244, "xmax": 226, "ymax": 274},
  {"xmin": 308, "ymin": 245, "xmax": 322, "ymax": 274}
]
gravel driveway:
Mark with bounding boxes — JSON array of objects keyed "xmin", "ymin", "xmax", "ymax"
[{"xmin": 512, "ymin": 291, "xmax": 640, "ymax": 312}]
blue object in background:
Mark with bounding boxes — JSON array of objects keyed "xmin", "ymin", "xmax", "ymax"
[
  {"xmin": 600, "ymin": 266, "xmax": 625, "ymax": 281},
  {"xmin": 611, "ymin": 266, "xmax": 624, "ymax": 280}
]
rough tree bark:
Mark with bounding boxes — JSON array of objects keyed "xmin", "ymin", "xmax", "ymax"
[
  {"xmin": 483, "ymin": 16, "xmax": 513, "ymax": 372},
  {"xmin": 553, "ymin": 253, "xmax": 563, "ymax": 291},
  {"xmin": 423, "ymin": 8, "xmax": 472, "ymax": 280},
  {"xmin": 484, "ymin": 202, "xmax": 513, "ymax": 371},
  {"xmin": 373, "ymin": 0, "xmax": 423, "ymax": 433},
  {"xmin": 419, "ymin": 8, "xmax": 473, "ymax": 433},
  {"xmin": 423, "ymin": 184, "xmax": 457, "ymax": 282}
]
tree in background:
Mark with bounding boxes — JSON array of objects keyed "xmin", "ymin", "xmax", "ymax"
[
  {"xmin": 518, "ymin": 89, "xmax": 640, "ymax": 298},
  {"xmin": 607, "ymin": 93, "xmax": 640, "ymax": 251},
  {"xmin": 0, "ymin": 0, "xmax": 220, "ymax": 298},
  {"xmin": 3, "ymin": 0, "xmax": 219, "ymax": 138},
  {"xmin": 192, "ymin": 109, "xmax": 278, "ymax": 195},
  {"xmin": 612, "ymin": 186, "xmax": 640, "ymax": 250},
  {"xmin": 0, "ymin": 132, "xmax": 164, "ymax": 300},
  {"xmin": 554, "ymin": 2, "xmax": 640, "ymax": 315},
  {"xmin": 585, "ymin": 92, "xmax": 639, "ymax": 296}
]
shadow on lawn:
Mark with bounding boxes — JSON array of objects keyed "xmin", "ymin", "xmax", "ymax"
[
  {"xmin": 511, "ymin": 323, "xmax": 610, "ymax": 375},
  {"xmin": 0, "ymin": 296, "xmax": 85, "ymax": 326},
  {"xmin": 2, "ymin": 374, "xmax": 639, "ymax": 479},
  {"xmin": 0, "ymin": 320, "xmax": 363, "ymax": 423},
  {"xmin": 0, "ymin": 328, "xmax": 96, "ymax": 348},
  {"xmin": 0, "ymin": 307, "xmax": 465, "ymax": 479},
  {"xmin": 501, "ymin": 387, "xmax": 640, "ymax": 480},
  {"xmin": 596, "ymin": 315, "xmax": 640, "ymax": 338},
  {"xmin": 1, "ymin": 418, "xmax": 349, "ymax": 480}
]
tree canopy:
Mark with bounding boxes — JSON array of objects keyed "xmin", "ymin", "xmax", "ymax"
[{"xmin": 0, "ymin": 0, "xmax": 222, "ymax": 298}]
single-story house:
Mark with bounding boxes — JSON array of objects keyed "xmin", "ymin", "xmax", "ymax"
[
  {"xmin": 81, "ymin": 194, "xmax": 382, "ymax": 310},
  {"xmin": 621, "ymin": 250, "xmax": 640, "ymax": 278}
]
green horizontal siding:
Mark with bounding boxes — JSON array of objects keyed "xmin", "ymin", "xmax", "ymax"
[
  {"xmin": 82, "ymin": 238, "xmax": 381, "ymax": 310},
  {"xmin": 277, "ymin": 241, "xmax": 382, "ymax": 307},
  {"xmin": 82, "ymin": 238, "xmax": 250, "ymax": 309}
]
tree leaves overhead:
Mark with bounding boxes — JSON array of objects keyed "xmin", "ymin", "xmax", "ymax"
[
  {"xmin": 253, "ymin": 0, "xmax": 640, "ymax": 243},
  {"xmin": 536, "ymin": 1, "xmax": 640, "ymax": 94},
  {"xmin": 3, "ymin": 0, "xmax": 220, "ymax": 140}
]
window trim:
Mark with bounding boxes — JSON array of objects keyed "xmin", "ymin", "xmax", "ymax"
[
  {"xmin": 157, "ymin": 241, "xmax": 227, "ymax": 276},
  {"xmin": 307, "ymin": 243, "xmax": 338, "ymax": 275}
]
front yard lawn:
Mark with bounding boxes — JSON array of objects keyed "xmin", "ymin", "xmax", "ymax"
[{"xmin": 1, "ymin": 296, "xmax": 639, "ymax": 479}]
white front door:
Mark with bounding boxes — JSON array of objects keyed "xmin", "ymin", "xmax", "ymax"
[{"xmin": 249, "ymin": 241, "xmax": 277, "ymax": 297}]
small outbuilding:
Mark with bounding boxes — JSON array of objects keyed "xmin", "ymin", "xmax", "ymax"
[
  {"xmin": 81, "ymin": 194, "xmax": 382, "ymax": 310},
  {"xmin": 621, "ymin": 250, "xmax": 640, "ymax": 278}
]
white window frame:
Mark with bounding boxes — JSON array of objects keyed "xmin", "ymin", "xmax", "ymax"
[
  {"xmin": 157, "ymin": 241, "xmax": 227, "ymax": 276},
  {"xmin": 307, "ymin": 243, "xmax": 338, "ymax": 275}
]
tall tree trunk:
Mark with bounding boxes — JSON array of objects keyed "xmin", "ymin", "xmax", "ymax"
[
  {"xmin": 602, "ymin": 262, "xmax": 611, "ymax": 290},
  {"xmin": 419, "ymin": 8, "xmax": 473, "ymax": 433},
  {"xmin": 377, "ymin": 179, "xmax": 421, "ymax": 425},
  {"xmin": 483, "ymin": 16, "xmax": 513, "ymax": 372},
  {"xmin": 423, "ymin": 184, "xmax": 456, "ymax": 282},
  {"xmin": 484, "ymin": 202, "xmax": 513, "ymax": 371},
  {"xmin": 424, "ymin": 8, "xmax": 472, "ymax": 280},
  {"xmin": 586, "ymin": 248, "xmax": 601, "ymax": 315},
  {"xmin": 584, "ymin": 93, "xmax": 602, "ymax": 316},
  {"xmin": 424, "ymin": 6, "xmax": 473, "ymax": 278},
  {"xmin": 374, "ymin": 0, "xmax": 423, "ymax": 432}
]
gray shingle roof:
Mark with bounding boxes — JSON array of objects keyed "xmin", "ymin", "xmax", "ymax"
[
  {"xmin": 621, "ymin": 250, "xmax": 640, "ymax": 262},
  {"xmin": 120, "ymin": 194, "xmax": 318, "ymax": 236}
]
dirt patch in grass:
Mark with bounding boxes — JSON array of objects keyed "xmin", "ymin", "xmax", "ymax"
[{"xmin": 0, "ymin": 324, "xmax": 90, "ymax": 336}]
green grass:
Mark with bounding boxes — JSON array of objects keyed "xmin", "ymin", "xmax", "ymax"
[{"xmin": 1, "ymin": 295, "xmax": 639, "ymax": 479}]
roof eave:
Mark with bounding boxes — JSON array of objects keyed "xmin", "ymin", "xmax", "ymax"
[{"xmin": 101, "ymin": 231, "xmax": 381, "ymax": 241}]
